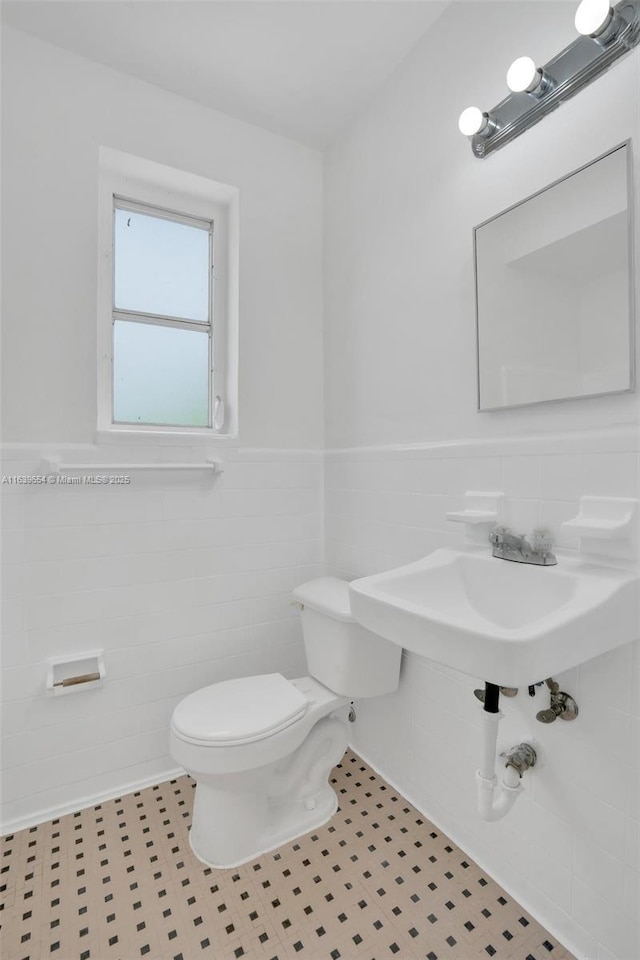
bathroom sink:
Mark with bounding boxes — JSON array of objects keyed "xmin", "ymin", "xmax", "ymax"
[{"xmin": 348, "ymin": 548, "xmax": 639, "ymax": 687}]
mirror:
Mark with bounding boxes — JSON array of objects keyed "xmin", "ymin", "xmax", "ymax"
[{"xmin": 474, "ymin": 142, "xmax": 635, "ymax": 410}]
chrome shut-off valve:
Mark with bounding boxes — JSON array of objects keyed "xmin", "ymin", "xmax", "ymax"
[{"xmin": 536, "ymin": 677, "xmax": 579, "ymax": 723}]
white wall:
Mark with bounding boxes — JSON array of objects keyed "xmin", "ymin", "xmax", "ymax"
[
  {"xmin": 0, "ymin": 28, "xmax": 324, "ymax": 828},
  {"xmin": 324, "ymin": 4, "xmax": 639, "ymax": 958},
  {"xmin": 1, "ymin": 26, "xmax": 324, "ymax": 449},
  {"xmin": 324, "ymin": 2, "xmax": 639, "ymax": 448},
  {"xmin": 1, "ymin": 443, "xmax": 322, "ymax": 829}
]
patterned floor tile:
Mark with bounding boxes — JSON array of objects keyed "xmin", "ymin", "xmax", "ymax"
[{"xmin": 1, "ymin": 750, "xmax": 574, "ymax": 960}]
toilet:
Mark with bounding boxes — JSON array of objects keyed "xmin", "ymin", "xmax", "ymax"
[{"xmin": 169, "ymin": 577, "xmax": 402, "ymax": 868}]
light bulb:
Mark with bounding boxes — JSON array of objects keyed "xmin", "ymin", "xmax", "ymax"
[
  {"xmin": 575, "ymin": 0, "xmax": 612, "ymax": 36},
  {"xmin": 458, "ymin": 106, "xmax": 485, "ymax": 136},
  {"xmin": 506, "ymin": 56, "xmax": 542, "ymax": 93}
]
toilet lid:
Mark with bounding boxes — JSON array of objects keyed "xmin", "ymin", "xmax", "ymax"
[{"xmin": 171, "ymin": 673, "xmax": 308, "ymax": 746}]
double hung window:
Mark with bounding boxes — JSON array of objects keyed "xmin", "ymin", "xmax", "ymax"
[
  {"xmin": 98, "ymin": 148, "xmax": 238, "ymax": 438},
  {"xmin": 112, "ymin": 197, "xmax": 214, "ymax": 428}
]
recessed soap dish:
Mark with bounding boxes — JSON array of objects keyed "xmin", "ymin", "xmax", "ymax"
[
  {"xmin": 561, "ymin": 496, "xmax": 637, "ymax": 540},
  {"xmin": 446, "ymin": 491, "xmax": 504, "ymax": 525},
  {"xmin": 446, "ymin": 491, "xmax": 504, "ymax": 542},
  {"xmin": 446, "ymin": 509, "xmax": 498, "ymax": 523}
]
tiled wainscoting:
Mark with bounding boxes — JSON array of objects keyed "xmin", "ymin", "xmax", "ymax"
[
  {"xmin": 0, "ymin": 443, "xmax": 323, "ymax": 831},
  {"xmin": 325, "ymin": 428, "xmax": 639, "ymax": 960},
  {"xmin": 1, "ymin": 428, "xmax": 638, "ymax": 959},
  {"xmin": 0, "ymin": 751, "xmax": 575, "ymax": 960}
]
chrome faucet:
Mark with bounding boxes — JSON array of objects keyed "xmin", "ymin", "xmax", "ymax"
[{"xmin": 489, "ymin": 525, "xmax": 557, "ymax": 566}]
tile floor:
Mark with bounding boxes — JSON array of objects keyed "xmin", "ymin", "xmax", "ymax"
[{"xmin": 1, "ymin": 750, "xmax": 575, "ymax": 960}]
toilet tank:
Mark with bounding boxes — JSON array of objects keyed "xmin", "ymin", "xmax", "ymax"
[{"xmin": 292, "ymin": 577, "xmax": 401, "ymax": 699}]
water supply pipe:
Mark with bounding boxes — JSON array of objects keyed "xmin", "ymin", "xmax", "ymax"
[{"xmin": 476, "ymin": 682, "xmax": 535, "ymax": 822}]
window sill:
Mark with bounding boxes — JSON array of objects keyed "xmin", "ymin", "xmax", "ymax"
[{"xmin": 94, "ymin": 428, "xmax": 239, "ymax": 447}]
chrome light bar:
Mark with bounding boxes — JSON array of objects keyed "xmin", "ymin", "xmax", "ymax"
[{"xmin": 459, "ymin": 0, "xmax": 640, "ymax": 158}]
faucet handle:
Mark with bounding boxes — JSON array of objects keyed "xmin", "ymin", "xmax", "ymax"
[
  {"xmin": 532, "ymin": 527, "xmax": 554, "ymax": 555},
  {"xmin": 489, "ymin": 524, "xmax": 509, "ymax": 545}
]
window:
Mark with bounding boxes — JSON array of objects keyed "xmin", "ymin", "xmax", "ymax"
[
  {"xmin": 97, "ymin": 148, "xmax": 239, "ymax": 438},
  {"xmin": 112, "ymin": 198, "xmax": 213, "ymax": 428}
]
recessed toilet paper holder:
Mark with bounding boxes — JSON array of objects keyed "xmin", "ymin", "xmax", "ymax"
[{"xmin": 46, "ymin": 651, "xmax": 105, "ymax": 696}]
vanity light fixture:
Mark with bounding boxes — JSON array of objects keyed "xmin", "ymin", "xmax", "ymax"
[
  {"xmin": 574, "ymin": 0, "xmax": 615, "ymax": 37},
  {"xmin": 505, "ymin": 57, "xmax": 552, "ymax": 95},
  {"xmin": 459, "ymin": 0, "xmax": 640, "ymax": 157},
  {"xmin": 575, "ymin": 0, "xmax": 628, "ymax": 44},
  {"xmin": 458, "ymin": 106, "xmax": 495, "ymax": 137}
]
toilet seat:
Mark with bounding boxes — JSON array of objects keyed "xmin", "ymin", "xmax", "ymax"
[{"xmin": 171, "ymin": 673, "xmax": 308, "ymax": 747}]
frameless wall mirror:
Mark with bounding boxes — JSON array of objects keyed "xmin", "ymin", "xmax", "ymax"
[{"xmin": 475, "ymin": 141, "xmax": 635, "ymax": 411}]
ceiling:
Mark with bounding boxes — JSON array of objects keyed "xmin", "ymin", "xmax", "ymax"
[{"xmin": 1, "ymin": 1, "xmax": 448, "ymax": 149}]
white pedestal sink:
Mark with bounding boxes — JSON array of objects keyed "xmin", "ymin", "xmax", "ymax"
[{"xmin": 349, "ymin": 546, "xmax": 639, "ymax": 686}]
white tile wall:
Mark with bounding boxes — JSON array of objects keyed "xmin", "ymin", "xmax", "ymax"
[
  {"xmin": 0, "ymin": 443, "xmax": 323, "ymax": 831},
  {"xmin": 325, "ymin": 427, "xmax": 640, "ymax": 960},
  {"xmin": 2, "ymin": 429, "xmax": 638, "ymax": 959}
]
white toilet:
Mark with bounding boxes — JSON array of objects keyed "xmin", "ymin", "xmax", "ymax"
[{"xmin": 169, "ymin": 576, "xmax": 402, "ymax": 868}]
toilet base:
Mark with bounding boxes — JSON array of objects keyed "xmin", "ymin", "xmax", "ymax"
[
  {"xmin": 188, "ymin": 783, "xmax": 339, "ymax": 869},
  {"xmin": 186, "ymin": 713, "xmax": 349, "ymax": 869}
]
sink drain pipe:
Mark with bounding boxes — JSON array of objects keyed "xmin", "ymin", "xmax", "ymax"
[{"xmin": 476, "ymin": 682, "xmax": 533, "ymax": 822}]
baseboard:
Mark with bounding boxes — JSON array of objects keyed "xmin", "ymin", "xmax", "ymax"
[
  {"xmin": 1, "ymin": 765, "xmax": 185, "ymax": 836},
  {"xmin": 349, "ymin": 742, "xmax": 588, "ymax": 960}
]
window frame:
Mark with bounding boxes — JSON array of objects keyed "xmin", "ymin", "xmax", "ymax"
[
  {"xmin": 111, "ymin": 195, "xmax": 215, "ymax": 429},
  {"xmin": 97, "ymin": 148, "xmax": 239, "ymax": 441}
]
